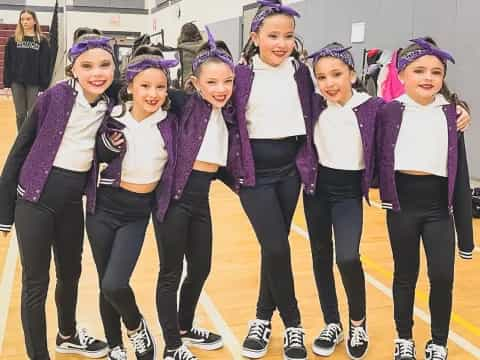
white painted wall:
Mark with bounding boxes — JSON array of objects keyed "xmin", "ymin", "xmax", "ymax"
[{"xmin": 150, "ymin": 0, "xmax": 302, "ymax": 47}]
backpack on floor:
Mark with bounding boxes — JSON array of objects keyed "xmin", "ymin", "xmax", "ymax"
[{"xmin": 471, "ymin": 188, "xmax": 480, "ymax": 218}]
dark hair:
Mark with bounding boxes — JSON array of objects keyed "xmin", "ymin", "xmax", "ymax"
[
  {"xmin": 184, "ymin": 40, "xmax": 233, "ymax": 92},
  {"xmin": 178, "ymin": 22, "xmax": 202, "ymax": 44},
  {"xmin": 241, "ymin": 2, "xmax": 299, "ymax": 64},
  {"xmin": 398, "ymin": 36, "xmax": 467, "ymax": 107},
  {"xmin": 312, "ymin": 42, "xmax": 367, "ymax": 93},
  {"xmin": 116, "ymin": 45, "xmax": 171, "ymax": 116},
  {"xmin": 65, "ymin": 29, "xmax": 106, "ymax": 77}
]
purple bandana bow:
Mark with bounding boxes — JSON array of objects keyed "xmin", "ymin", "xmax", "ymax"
[
  {"xmin": 397, "ymin": 38, "xmax": 455, "ymax": 72},
  {"xmin": 191, "ymin": 26, "xmax": 234, "ymax": 73},
  {"xmin": 251, "ymin": 0, "xmax": 300, "ymax": 32},
  {"xmin": 68, "ymin": 36, "xmax": 114, "ymax": 62},
  {"xmin": 308, "ymin": 46, "xmax": 355, "ymax": 69},
  {"xmin": 126, "ymin": 57, "xmax": 179, "ymax": 81}
]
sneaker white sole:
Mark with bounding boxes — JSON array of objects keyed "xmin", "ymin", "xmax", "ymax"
[
  {"xmin": 345, "ymin": 340, "xmax": 368, "ymax": 360},
  {"xmin": 312, "ymin": 333, "xmax": 345, "ymax": 356},
  {"xmin": 241, "ymin": 346, "xmax": 269, "ymax": 359},
  {"xmin": 55, "ymin": 346, "xmax": 109, "ymax": 358},
  {"xmin": 182, "ymin": 338, "xmax": 224, "ymax": 350}
]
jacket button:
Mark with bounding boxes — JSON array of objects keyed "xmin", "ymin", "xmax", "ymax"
[
  {"xmin": 204, "ymin": 118, "xmax": 208, "ymax": 123},
  {"xmin": 360, "ymin": 124, "xmax": 363, "ymax": 127},
  {"xmin": 236, "ymin": 152, "xmax": 240, "ymax": 156},
  {"xmin": 35, "ymin": 189, "xmax": 40, "ymax": 193},
  {"xmin": 236, "ymin": 134, "xmax": 240, "ymax": 138},
  {"xmin": 174, "ymin": 195, "xmax": 180, "ymax": 200},
  {"xmin": 33, "ymin": 196, "xmax": 37, "ymax": 200},
  {"xmin": 198, "ymin": 136, "xmax": 202, "ymax": 140}
]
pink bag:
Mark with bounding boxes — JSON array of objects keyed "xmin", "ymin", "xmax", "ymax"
[{"xmin": 381, "ymin": 50, "xmax": 405, "ymax": 101}]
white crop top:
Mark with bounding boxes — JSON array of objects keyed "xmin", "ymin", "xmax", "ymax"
[
  {"xmin": 394, "ymin": 94, "xmax": 449, "ymax": 177},
  {"xmin": 115, "ymin": 107, "xmax": 169, "ymax": 184},
  {"xmin": 314, "ymin": 90, "xmax": 371, "ymax": 170},
  {"xmin": 196, "ymin": 109, "xmax": 229, "ymax": 166},
  {"xmin": 53, "ymin": 86, "xmax": 107, "ymax": 171},
  {"xmin": 246, "ymin": 55, "xmax": 306, "ymax": 139}
]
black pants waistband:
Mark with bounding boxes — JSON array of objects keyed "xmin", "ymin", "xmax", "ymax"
[
  {"xmin": 395, "ymin": 172, "xmax": 448, "ymax": 210},
  {"xmin": 97, "ymin": 185, "xmax": 154, "ymax": 217}
]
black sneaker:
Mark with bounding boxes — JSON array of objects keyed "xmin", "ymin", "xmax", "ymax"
[
  {"xmin": 163, "ymin": 344, "xmax": 197, "ymax": 360},
  {"xmin": 55, "ymin": 328, "xmax": 109, "ymax": 358},
  {"xmin": 283, "ymin": 326, "xmax": 307, "ymax": 360},
  {"xmin": 346, "ymin": 320, "xmax": 368, "ymax": 360},
  {"xmin": 241, "ymin": 319, "xmax": 272, "ymax": 358},
  {"xmin": 425, "ymin": 340, "xmax": 448, "ymax": 360},
  {"xmin": 312, "ymin": 323, "xmax": 344, "ymax": 356},
  {"xmin": 394, "ymin": 339, "xmax": 416, "ymax": 360},
  {"xmin": 108, "ymin": 345, "xmax": 128, "ymax": 360},
  {"xmin": 128, "ymin": 318, "xmax": 156, "ymax": 359},
  {"xmin": 181, "ymin": 327, "xmax": 223, "ymax": 350}
]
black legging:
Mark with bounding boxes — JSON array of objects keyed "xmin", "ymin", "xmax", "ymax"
[
  {"xmin": 239, "ymin": 137, "xmax": 302, "ymax": 328},
  {"xmin": 15, "ymin": 167, "xmax": 87, "ymax": 360},
  {"xmin": 387, "ymin": 173, "xmax": 455, "ymax": 346},
  {"xmin": 303, "ymin": 165, "xmax": 366, "ymax": 324},
  {"xmin": 153, "ymin": 170, "xmax": 215, "ymax": 350},
  {"xmin": 86, "ymin": 186, "xmax": 152, "ymax": 348}
]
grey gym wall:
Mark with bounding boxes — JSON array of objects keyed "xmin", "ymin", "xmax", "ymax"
[{"xmin": 207, "ymin": 17, "xmax": 242, "ymax": 62}]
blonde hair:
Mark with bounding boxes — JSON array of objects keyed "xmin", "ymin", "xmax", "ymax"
[{"xmin": 15, "ymin": 8, "xmax": 43, "ymax": 42}]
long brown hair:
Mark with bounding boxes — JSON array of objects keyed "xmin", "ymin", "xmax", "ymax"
[{"xmin": 15, "ymin": 8, "xmax": 43, "ymax": 42}]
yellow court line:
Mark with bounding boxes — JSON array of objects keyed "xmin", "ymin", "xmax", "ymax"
[{"xmin": 360, "ymin": 254, "xmax": 480, "ymax": 338}]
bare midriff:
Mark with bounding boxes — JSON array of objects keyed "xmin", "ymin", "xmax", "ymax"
[
  {"xmin": 398, "ymin": 170, "xmax": 434, "ymax": 176},
  {"xmin": 192, "ymin": 160, "xmax": 219, "ymax": 173},
  {"xmin": 120, "ymin": 181, "xmax": 158, "ymax": 193}
]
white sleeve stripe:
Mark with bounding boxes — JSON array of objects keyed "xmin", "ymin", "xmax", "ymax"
[
  {"xmin": 101, "ymin": 133, "xmax": 121, "ymax": 153},
  {"xmin": 0, "ymin": 224, "xmax": 12, "ymax": 230}
]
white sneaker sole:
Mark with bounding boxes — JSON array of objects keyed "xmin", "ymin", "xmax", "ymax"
[
  {"xmin": 241, "ymin": 346, "xmax": 269, "ymax": 359},
  {"xmin": 283, "ymin": 352, "xmax": 307, "ymax": 360},
  {"xmin": 182, "ymin": 338, "xmax": 224, "ymax": 350},
  {"xmin": 312, "ymin": 333, "xmax": 344, "ymax": 356},
  {"xmin": 55, "ymin": 346, "xmax": 109, "ymax": 358}
]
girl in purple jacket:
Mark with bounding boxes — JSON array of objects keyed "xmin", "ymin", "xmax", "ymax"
[
  {"xmin": 152, "ymin": 28, "xmax": 235, "ymax": 360},
  {"xmin": 302, "ymin": 43, "xmax": 384, "ymax": 360},
  {"xmin": 233, "ymin": 1, "xmax": 313, "ymax": 359},
  {"xmin": 377, "ymin": 37, "xmax": 474, "ymax": 360},
  {"xmin": 86, "ymin": 45, "xmax": 179, "ymax": 360},
  {"xmin": 0, "ymin": 30, "xmax": 117, "ymax": 360}
]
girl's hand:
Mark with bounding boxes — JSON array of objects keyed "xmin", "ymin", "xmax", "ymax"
[
  {"xmin": 456, "ymin": 105, "xmax": 471, "ymax": 132},
  {"xmin": 108, "ymin": 131, "xmax": 125, "ymax": 148},
  {"xmin": 1, "ymin": 231, "xmax": 8, "ymax": 239}
]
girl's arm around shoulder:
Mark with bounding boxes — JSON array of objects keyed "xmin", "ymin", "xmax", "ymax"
[
  {"xmin": 453, "ymin": 132, "xmax": 474, "ymax": 259},
  {"xmin": 96, "ymin": 113, "xmax": 126, "ymax": 163}
]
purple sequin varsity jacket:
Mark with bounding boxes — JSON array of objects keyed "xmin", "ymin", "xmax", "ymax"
[
  {"xmin": 232, "ymin": 59, "xmax": 314, "ymax": 191},
  {"xmin": 0, "ymin": 80, "xmax": 113, "ymax": 232},
  {"xmin": 377, "ymin": 100, "xmax": 474, "ymax": 259}
]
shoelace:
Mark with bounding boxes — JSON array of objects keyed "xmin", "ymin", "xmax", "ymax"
[
  {"xmin": 396, "ymin": 340, "xmax": 415, "ymax": 357},
  {"xmin": 349, "ymin": 325, "xmax": 368, "ymax": 347},
  {"xmin": 174, "ymin": 345, "xmax": 197, "ymax": 360},
  {"xmin": 130, "ymin": 328, "xmax": 150, "ymax": 354},
  {"xmin": 109, "ymin": 346, "xmax": 127, "ymax": 360},
  {"xmin": 318, "ymin": 324, "xmax": 342, "ymax": 341},
  {"xmin": 247, "ymin": 320, "xmax": 269, "ymax": 340},
  {"xmin": 190, "ymin": 327, "xmax": 209, "ymax": 339},
  {"xmin": 78, "ymin": 328, "xmax": 96, "ymax": 346},
  {"xmin": 285, "ymin": 327, "xmax": 305, "ymax": 348},
  {"xmin": 428, "ymin": 344, "xmax": 447, "ymax": 360}
]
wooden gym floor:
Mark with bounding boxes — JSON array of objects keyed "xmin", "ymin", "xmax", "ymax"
[{"xmin": 0, "ymin": 97, "xmax": 478, "ymax": 359}]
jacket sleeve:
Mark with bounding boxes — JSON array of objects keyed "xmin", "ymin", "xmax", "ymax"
[
  {"xmin": 0, "ymin": 104, "xmax": 39, "ymax": 231},
  {"xmin": 38, "ymin": 37, "xmax": 51, "ymax": 91},
  {"xmin": 96, "ymin": 128, "xmax": 124, "ymax": 163},
  {"xmin": 3, "ymin": 37, "xmax": 14, "ymax": 88},
  {"xmin": 453, "ymin": 132, "xmax": 474, "ymax": 259}
]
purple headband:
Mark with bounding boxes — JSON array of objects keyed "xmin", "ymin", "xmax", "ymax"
[
  {"xmin": 251, "ymin": 0, "xmax": 300, "ymax": 32},
  {"xmin": 308, "ymin": 46, "xmax": 355, "ymax": 69},
  {"xmin": 126, "ymin": 57, "xmax": 179, "ymax": 81},
  {"xmin": 191, "ymin": 26, "xmax": 234, "ymax": 73},
  {"xmin": 68, "ymin": 36, "xmax": 114, "ymax": 62},
  {"xmin": 397, "ymin": 38, "xmax": 455, "ymax": 72}
]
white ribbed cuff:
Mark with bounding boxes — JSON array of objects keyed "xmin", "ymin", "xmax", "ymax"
[
  {"xmin": 101, "ymin": 133, "xmax": 121, "ymax": 153},
  {"xmin": 459, "ymin": 250, "xmax": 473, "ymax": 260},
  {"xmin": 0, "ymin": 224, "xmax": 12, "ymax": 232}
]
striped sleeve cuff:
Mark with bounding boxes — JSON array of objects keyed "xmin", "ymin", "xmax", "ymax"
[
  {"xmin": 0, "ymin": 224, "xmax": 12, "ymax": 232},
  {"xmin": 459, "ymin": 250, "xmax": 473, "ymax": 260},
  {"xmin": 101, "ymin": 133, "xmax": 121, "ymax": 153}
]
